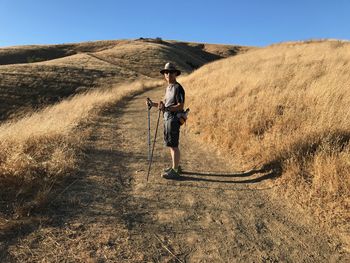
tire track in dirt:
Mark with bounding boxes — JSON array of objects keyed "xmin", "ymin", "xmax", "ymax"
[{"xmin": 5, "ymin": 86, "xmax": 349, "ymax": 262}]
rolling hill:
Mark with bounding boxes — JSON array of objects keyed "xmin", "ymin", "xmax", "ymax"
[{"xmin": 0, "ymin": 38, "xmax": 250, "ymax": 121}]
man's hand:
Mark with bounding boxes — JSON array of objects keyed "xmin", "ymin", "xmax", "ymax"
[{"xmin": 158, "ymin": 101, "xmax": 165, "ymax": 111}]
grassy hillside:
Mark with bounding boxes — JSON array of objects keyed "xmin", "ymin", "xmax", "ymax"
[
  {"xmin": 0, "ymin": 79, "xmax": 161, "ymax": 218},
  {"xmin": 0, "ymin": 38, "xmax": 250, "ymax": 121},
  {"xmin": 181, "ymin": 39, "xmax": 350, "ymax": 242},
  {"xmin": 0, "ymin": 40, "xmax": 120, "ymax": 65}
]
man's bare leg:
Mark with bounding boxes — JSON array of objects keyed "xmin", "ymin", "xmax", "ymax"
[{"xmin": 170, "ymin": 147, "xmax": 180, "ymax": 170}]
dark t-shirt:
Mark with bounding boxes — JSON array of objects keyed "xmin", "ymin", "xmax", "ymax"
[{"xmin": 164, "ymin": 82, "xmax": 185, "ymax": 119}]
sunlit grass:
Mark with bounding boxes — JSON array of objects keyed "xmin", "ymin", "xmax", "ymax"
[
  {"xmin": 180, "ymin": 40, "xmax": 350, "ymax": 242},
  {"xmin": 0, "ymin": 79, "xmax": 161, "ymax": 215}
]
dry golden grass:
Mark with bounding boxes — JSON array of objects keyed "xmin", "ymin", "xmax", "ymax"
[
  {"xmin": 181, "ymin": 40, "xmax": 350, "ymax": 241},
  {"xmin": 0, "ymin": 79, "xmax": 161, "ymax": 216}
]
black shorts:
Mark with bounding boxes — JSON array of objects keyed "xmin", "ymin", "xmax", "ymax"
[{"xmin": 164, "ymin": 116, "xmax": 180, "ymax": 147}]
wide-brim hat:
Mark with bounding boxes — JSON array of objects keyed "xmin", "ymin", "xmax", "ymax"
[{"xmin": 160, "ymin": 62, "xmax": 181, "ymax": 76}]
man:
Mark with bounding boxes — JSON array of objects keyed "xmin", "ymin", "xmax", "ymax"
[{"xmin": 147, "ymin": 62, "xmax": 185, "ymax": 179}]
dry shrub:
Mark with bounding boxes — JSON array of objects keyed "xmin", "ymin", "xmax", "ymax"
[
  {"xmin": 180, "ymin": 40, "xmax": 350, "ymax": 240},
  {"xmin": 0, "ymin": 79, "xmax": 161, "ymax": 216}
]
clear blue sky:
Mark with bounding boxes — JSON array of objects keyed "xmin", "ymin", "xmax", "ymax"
[{"xmin": 1, "ymin": 0, "xmax": 349, "ymax": 47}]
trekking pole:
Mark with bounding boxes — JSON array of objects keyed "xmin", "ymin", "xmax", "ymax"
[
  {"xmin": 146, "ymin": 108, "xmax": 161, "ymax": 181},
  {"xmin": 146, "ymin": 98, "xmax": 152, "ymax": 162}
]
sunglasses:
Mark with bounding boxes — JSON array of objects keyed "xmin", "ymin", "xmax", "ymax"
[{"xmin": 163, "ymin": 70, "xmax": 176, "ymax": 75}]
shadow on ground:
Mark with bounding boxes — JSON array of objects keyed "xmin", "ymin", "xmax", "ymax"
[{"xmin": 172, "ymin": 163, "xmax": 283, "ymax": 184}]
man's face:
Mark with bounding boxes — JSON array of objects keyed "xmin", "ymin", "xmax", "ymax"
[{"xmin": 164, "ymin": 71, "xmax": 177, "ymax": 83}]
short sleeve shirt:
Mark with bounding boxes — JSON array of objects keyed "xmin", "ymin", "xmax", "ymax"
[
  {"xmin": 164, "ymin": 82, "xmax": 185, "ymax": 119},
  {"xmin": 164, "ymin": 82, "xmax": 185, "ymax": 108}
]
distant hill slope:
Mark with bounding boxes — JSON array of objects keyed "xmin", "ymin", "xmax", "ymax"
[
  {"xmin": 0, "ymin": 38, "xmax": 251, "ymax": 121},
  {"xmin": 0, "ymin": 40, "xmax": 120, "ymax": 65}
]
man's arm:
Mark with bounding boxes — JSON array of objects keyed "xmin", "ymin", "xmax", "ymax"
[
  {"xmin": 146, "ymin": 99, "xmax": 165, "ymax": 110},
  {"xmin": 151, "ymin": 101, "xmax": 159, "ymax": 107},
  {"xmin": 166, "ymin": 102, "xmax": 184, "ymax": 112}
]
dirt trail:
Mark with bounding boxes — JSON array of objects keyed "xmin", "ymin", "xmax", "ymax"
[{"xmin": 3, "ymin": 86, "xmax": 349, "ymax": 262}]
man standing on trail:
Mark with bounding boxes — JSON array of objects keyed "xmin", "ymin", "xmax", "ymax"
[{"xmin": 147, "ymin": 62, "xmax": 185, "ymax": 179}]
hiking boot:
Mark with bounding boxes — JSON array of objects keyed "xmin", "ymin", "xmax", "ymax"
[
  {"xmin": 162, "ymin": 168, "xmax": 181, "ymax": 180},
  {"xmin": 163, "ymin": 165, "xmax": 182, "ymax": 174}
]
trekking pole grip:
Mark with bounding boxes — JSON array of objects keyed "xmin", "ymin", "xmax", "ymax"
[{"xmin": 147, "ymin": 97, "xmax": 153, "ymax": 110}]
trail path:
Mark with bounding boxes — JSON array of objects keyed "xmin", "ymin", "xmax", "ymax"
[{"xmin": 5, "ymin": 87, "xmax": 349, "ymax": 262}]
